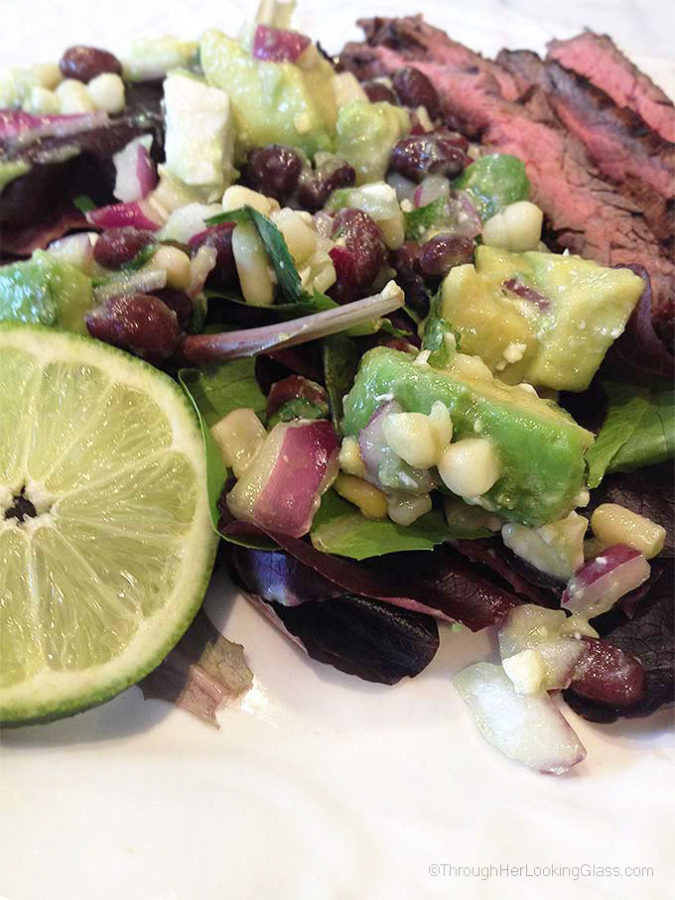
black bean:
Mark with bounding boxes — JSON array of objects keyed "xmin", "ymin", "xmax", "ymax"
[
  {"xmin": 389, "ymin": 134, "xmax": 467, "ymax": 182},
  {"xmin": 59, "ymin": 46, "xmax": 123, "ymax": 83},
  {"xmin": 362, "ymin": 80, "xmax": 398, "ymax": 105},
  {"xmin": 93, "ymin": 228, "xmax": 155, "ymax": 270},
  {"xmin": 86, "ymin": 293, "xmax": 181, "ymax": 364},
  {"xmin": 155, "ymin": 288, "xmax": 193, "ymax": 329},
  {"xmin": 240, "ymin": 144, "xmax": 303, "ymax": 203},
  {"xmin": 389, "ymin": 241, "xmax": 429, "ymax": 317},
  {"xmin": 418, "ymin": 233, "xmax": 475, "ymax": 279},
  {"xmin": 296, "ymin": 158, "xmax": 356, "ymax": 211},
  {"xmin": 392, "ymin": 67, "xmax": 440, "ymax": 118},
  {"xmin": 329, "ymin": 208, "xmax": 385, "ymax": 304},
  {"xmin": 188, "ymin": 223, "xmax": 238, "ymax": 291}
]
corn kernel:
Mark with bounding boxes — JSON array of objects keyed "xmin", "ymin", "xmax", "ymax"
[
  {"xmin": 232, "ymin": 222, "xmax": 275, "ymax": 306},
  {"xmin": 482, "ymin": 201, "xmax": 543, "ymax": 252},
  {"xmin": 31, "ymin": 62, "xmax": 62, "ymax": 90},
  {"xmin": 387, "ymin": 492, "xmax": 432, "ymax": 525},
  {"xmin": 334, "ymin": 473, "xmax": 388, "ymax": 519},
  {"xmin": 55, "ymin": 79, "xmax": 95, "ymax": 114},
  {"xmin": 152, "ymin": 245, "xmax": 192, "ymax": 291},
  {"xmin": 211, "ymin": 408, "xmax": 266, "ymax": 477},
  {"xmin": 222, "ymin": 185, "xmax": 279, "ymax": 217},
  {"xmin": 382, "ymin": 411, "xmax": 437, "ymax": 469},
  {"xmin": 428, "ymin": 400, "xmax": 452, "ymax": 450},
  {"xmin": 87, "ymin": 73, "xmax": 125, "ymax": 114},
  {"xmin": 271, "ymin": 208, "xmax": 317, "ymax": 265},
  {"xmin": 591, "ymin": 503, "xmax": 666, "ymax": 559},
  {"xmin": 339, "ymin": 436, "xmax": 366, "ymax": 478},
  {"xmin": 437, "ymin": 438, "xmax": 500, "ymax": 498},
  {"xmin": 25, "ymin": 86, "xmax": 59, "ymax": 115}
]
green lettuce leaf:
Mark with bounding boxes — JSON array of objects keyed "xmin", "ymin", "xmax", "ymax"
[
  {"xmin": 206, "ymin": 205, "xmax": 335, "ymax": 308},
  {"xmin": 586, "ymin": 380, "xmax": 675, "ymax": 487},
  {"xmin": 310, "ymin": 491, "xmax": 451, "ymax": 559},
  {"xmin": 178, "ymin": 369, "xmax": 228, "ymax": 529},
  {"xmin": 178, "ymin": 358, "xmax": 266, "ymax": 427},
  {"xmin": 321, "ymin": 333, "xmax": 360, "ymax": 428}
]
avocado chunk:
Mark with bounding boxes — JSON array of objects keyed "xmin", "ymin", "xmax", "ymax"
[
  {"xmin": 0, "ymin": 251, "xmax": 93, "ymax": 333},
  {"xmin": 336, "ymin": 101, "xmax": 410, "ymax": 185},
  {"xmin": 440, "ymin": 246, "xmax": 644, "ymax": 391},
  {"xmin": 342, "ymin": 347, "xmax": 593, "ymax": 527},
  {"xmin": 163, "ymin": 70, "xmax": 235, "ymax": 200},
  {"xmin": 123, "ymin": 36, "xmax": 199, "ymax": 82},
  {"xmin": 453, "ymin": 154, "xmax": 530, "ymax": 220},
  {"xmin": 200, "ymin": 29, "xmax": 337, "ymax": 157}
]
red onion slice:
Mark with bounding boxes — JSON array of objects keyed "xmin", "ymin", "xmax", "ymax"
[
  {"xmin": 227, "ymin": 419, "xmax": 339, "ymax": 538},
  {"xmin": 252, "ymin": 24, "xmax": 311, "ymax": 62},
  {"xmin": 358, "ymin": 399, "xmax": 403, "ymax": 485},
  {"xmin": 0, "ymin": 109, "xmax": 108, "ymax": 145},
  {"xmin": 454, "ymin": 662, "xmax": 586, "ymax": 774},
  {"xmin": 503, "ymin": 277, "xmax": 551, "ymax": 312},
  {"xmin": 87, "ymin": 199, "xmax": 164, "ymax": 232},
  {"xmin": 112, "ymin": 135, "xmax": 157, "ymax": 203},
  {"xmin": 498, "ymin": 605, "xmax": 585, "ymax": 692},
  {"xmin": 182, "ymin": 281, "xmax": 404, "ymax": 365},
  {"xmin": 413, "ymin": 175, "xmax": 450, "ymax": 209},
  {"xmin": 562, "ymin": 544, "xmax": 651, "ymax": 619}
]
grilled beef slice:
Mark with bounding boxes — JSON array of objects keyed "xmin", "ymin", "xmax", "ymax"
[
  {"xmin": 497, "ymin": 49, "xmax": 675, "ymax": 250},
  {"xmin": 547, "ymin": 32, "xmax": 675, "ymax": 143},
  {"xmin": 339, "ymin": 16, "xmax": 674, "ymax": 345}
]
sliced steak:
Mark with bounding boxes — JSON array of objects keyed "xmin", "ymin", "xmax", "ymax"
[
  {"xmin": 340, "ymin": 20, "xmax": 675, "ymax": 345},
  {"xmin": 547, "ymin": 32, "xmax": 675, "ymax": 143},
  {"xmin": 347, "ymin": 15, "xmax": 521, "ymax": 102},
  {"xmin": 498, "ymin": 49, "xmax": 675, "ymax": 249}
]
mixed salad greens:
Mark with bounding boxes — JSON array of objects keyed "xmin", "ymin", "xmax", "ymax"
[{"xmin": 0, "ymin": 2, "xmax": 673, "ymax": 774}]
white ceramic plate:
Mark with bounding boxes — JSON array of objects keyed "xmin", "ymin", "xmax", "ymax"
[{"xmin": 1, "ymin": 3, "xmax": 673, "ymax": 898}]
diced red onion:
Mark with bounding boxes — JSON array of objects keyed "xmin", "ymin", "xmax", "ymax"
[
  {"xmin": 87, "ymin": 199, "xmax": 164, "ymax": 232},
  {"xmin": 227, "ymin": 419, "xmax": 339, "ymax": 538},
  {"xmin": 454, "ymin": 662, "xmax": 586, "ymax": 775},
  {"xmin": 498, "ymin": 605, "xmax": 584, "ymax": 692},
  {"xmin": 456, "ymin": 190, "xmax": 482, "ymax": 239},
  {"xmin": 386, "ymin": 171, "xmax": 417, "ymax": 205},
  {"xmin": 182, "ymin": 281, "xmax": 404, "ymax": 365},
  {"xmin": 252, "ymin": 24, "xmax": 311, "ymax": 62},
  {"xmin": 503, "ymin": 278, "xmax": 551, "ymax": 312},
  {"xmin": 93, "ymin": 267, "xmax": 167, "ymax": 303},
  {"xmin": 413, "ymin": 174, "xmax": 450, "ymax": 209},
  {"xmin": 358, "ymin": 399, "xmax": 402, "ymax": 481},
  {"xmin": 47, "ymin": 232, "xmax": 94, "ymax": 273},
  {"xmin": 562, "ymin": 544, "xmax": 650, "ymax": 619},
  {"xmin": 112, "ymin": 135, "xmax": 156, "ymax": 203}
]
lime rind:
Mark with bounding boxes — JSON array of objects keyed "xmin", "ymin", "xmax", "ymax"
[{"xmin": 0, "ymin": 324, "xmax": 218, "ymax": 725}]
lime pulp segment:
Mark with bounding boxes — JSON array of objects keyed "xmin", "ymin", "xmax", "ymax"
[{"xmin": 0, "ymin": 325, "xmax": 218, "ymax": 724}]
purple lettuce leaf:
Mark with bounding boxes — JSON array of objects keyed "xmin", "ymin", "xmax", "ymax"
[
  {"xmin": 225, "ymin": 544, "xmax": 439, "ymax": 683},
  {"xmin": 220, "ymin": 514, "xmax": 519, "ymax": 631},
  {"xmin": 139, "ymin": 609, "xmax": 253, "ymax": 725},
  {"xmin": 607, "ymin": 266, "xmax": 674, "ymax": 379},
  {"xmin": 1, "ymin": 87, "xmax": 163, "ymax": 255}
]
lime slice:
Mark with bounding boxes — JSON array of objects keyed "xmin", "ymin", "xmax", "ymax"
[{"xmin": 0, "ymin": 324, "xmax": 218, "ymax": 724}]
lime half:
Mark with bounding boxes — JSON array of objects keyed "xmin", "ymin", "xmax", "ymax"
[{"xmin": 0, "ymin": 324, "xmax": 218, "ymax": 724}]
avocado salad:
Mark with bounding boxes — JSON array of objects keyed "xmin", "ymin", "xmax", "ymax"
[{"xmin": 0, "ymin": 2, "xmax": 673, "ymax": 773}]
